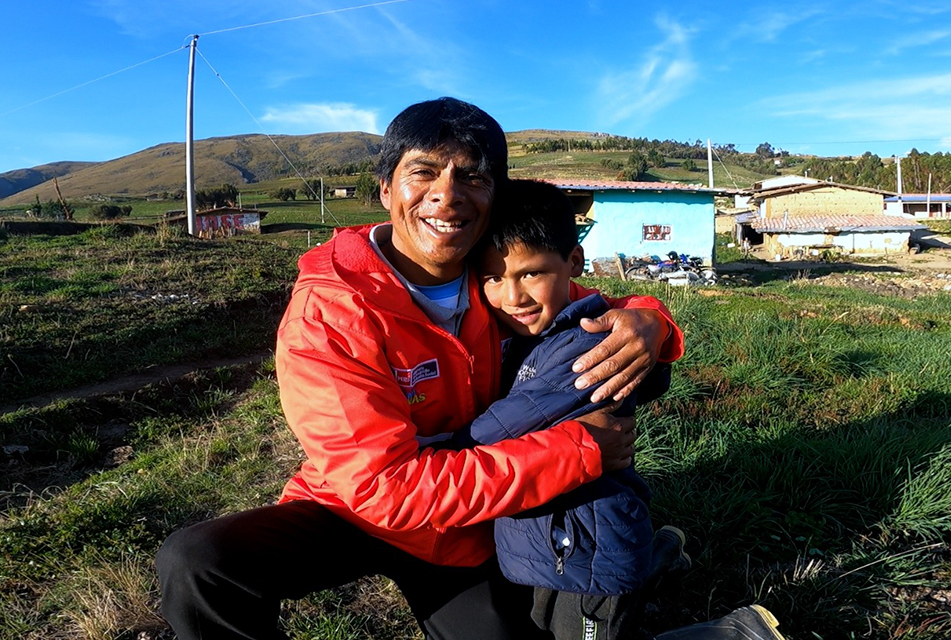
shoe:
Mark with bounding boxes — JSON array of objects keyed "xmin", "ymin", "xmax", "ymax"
[
  {"xmin": 652, "ymin": 525, "xmax": 692, "ymax": 574},
  {"xmin": 654, "ymin": 605, "xmax": 788, "ymax": 640}
]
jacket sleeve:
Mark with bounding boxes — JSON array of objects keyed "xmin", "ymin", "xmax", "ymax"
[
  {"xmin": 465, "ymin": 331, "xmax": 608, "ymax": 446},
  {"xmin": 569, "ymin": 281, "xmax": 684, "ymax": 364},
  {"xmin": 277, "ymin": 292, "xmax": 603, "ymax": 533}
]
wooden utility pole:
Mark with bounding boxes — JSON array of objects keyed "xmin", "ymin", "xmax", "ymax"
[{"xmin": 52, "ymin": 177, "xmax": 73, "ymax": 221}]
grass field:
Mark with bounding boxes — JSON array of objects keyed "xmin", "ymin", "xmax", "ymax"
[{"xmin": 1, "ymin": 229, "xmax": 950, "ymax": 639}]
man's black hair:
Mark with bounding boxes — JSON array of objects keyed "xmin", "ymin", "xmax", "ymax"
[
  {"xmin": 376, "ymin": 97, "xmax": 508, "ymax": 185},
  {"xmin": 482, "ymin": 179, "xmax": 579, "ymax": 260}
]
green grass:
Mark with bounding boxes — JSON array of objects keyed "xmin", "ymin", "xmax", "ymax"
[
  {"xmin": 0, "ymin": 226, "xmax": 301, "ymax": 405},
  {"xmin": 2, "ymin": 237, "xmax": 951, "ymax": 639},
  {"xmin": 506, "ymin": 149, "xmax": 771, "ymax": 188}
]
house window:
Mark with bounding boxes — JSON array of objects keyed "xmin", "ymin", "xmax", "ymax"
[{"xmin": 643, "ymin": 224, "xmax": 672, "ymax": 241}]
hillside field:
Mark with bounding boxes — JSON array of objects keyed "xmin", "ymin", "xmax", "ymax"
[{"xmin": 1, "ymin": 228, "xmax": 950, "ymax": 639}]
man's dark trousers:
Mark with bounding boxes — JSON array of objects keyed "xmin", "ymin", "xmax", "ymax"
[{"xmin": 156, "ymin": 500, "xmax": 552, "ymax": 640}]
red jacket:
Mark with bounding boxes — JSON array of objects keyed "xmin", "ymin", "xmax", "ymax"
[{"xmin": 277, "ymin": 225, "xmax": 683, "ymax": 566}]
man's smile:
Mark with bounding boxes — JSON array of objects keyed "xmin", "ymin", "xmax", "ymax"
[{"xmin": 421, "ymin": 218, "xmax": 470, "ymax": 234}]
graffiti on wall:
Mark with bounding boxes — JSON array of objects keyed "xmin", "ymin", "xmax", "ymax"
[{"xmin": 198, "ymin": 214, "xmax": 261, "ymax": 238}]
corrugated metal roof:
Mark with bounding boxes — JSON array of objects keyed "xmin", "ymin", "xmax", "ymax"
[
  {"xmin": 546, "ymin": 178, "xmax": 733, "ymax": 195},
  {"xmin": 750, "ymin": 215, "xmax": 926, "ymax": 233},
  {"xmin": 884, "ymin": 194, "xmax": 951, "ymax": 203}
]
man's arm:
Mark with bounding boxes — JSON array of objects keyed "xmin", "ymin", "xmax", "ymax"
[
  {"xmin": 568, "ymin": 282, "xmax": 684, "ymax": 403},
  {"xmin": 277, "ymin": 309, "xmax": 606, "ymax": 532},
  {"xmin": 459, "ymin": 329, "xmax": 649, "ymax": 473}
]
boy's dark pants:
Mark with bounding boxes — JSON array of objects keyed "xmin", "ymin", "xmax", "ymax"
[
  {"xmin": 156, "ymin": 500, "xmax": 552, "ymax": 640},
  {"xmin": 532, "ymin": 588, "xmax": 641, "ymax": 640}
]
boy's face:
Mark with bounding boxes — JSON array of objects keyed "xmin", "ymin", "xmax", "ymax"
[{"xmin": 480, "ymin": 242, "xmax": 584, "ymax": 336}]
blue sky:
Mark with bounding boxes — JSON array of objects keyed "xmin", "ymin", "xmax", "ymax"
[{"xmin": 3, "ymin": 0, "xmax": 951, "ymax": 174}]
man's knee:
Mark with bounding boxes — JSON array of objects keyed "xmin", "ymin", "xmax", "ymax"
[{"xmin": 156, "ymin": 520, "xmax": 229, "ymax": 586}]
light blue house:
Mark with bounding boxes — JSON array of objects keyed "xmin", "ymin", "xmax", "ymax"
[{"xmin": 550, "ymin": 180, "xmax": 724, "ymax": 266}]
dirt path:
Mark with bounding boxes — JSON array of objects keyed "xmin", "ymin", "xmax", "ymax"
[{"xmin": 0, "ymin": 351, "xmax": 273, "ymax": 415}]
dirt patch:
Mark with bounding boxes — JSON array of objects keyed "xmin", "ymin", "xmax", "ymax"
[
  {"xmin": 0, "ymin": 352, "xmax": 272, "ymax": 416},
  {"xmin": 718, "ymin": 243, "xmax": 951, "ymax": 295}
]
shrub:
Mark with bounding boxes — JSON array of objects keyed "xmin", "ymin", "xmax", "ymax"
[
  {"xmin": 89, "ymin": 204, "xmax": 132, "ymax": 220},
  {"xmin": 270, "ymin": 187, "xmax": 296, "ymax": 202}
]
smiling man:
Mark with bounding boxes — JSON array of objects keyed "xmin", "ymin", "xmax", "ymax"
[{"xmin": 156, "ymin": 97, "xmax": 684, "ymax": 640}]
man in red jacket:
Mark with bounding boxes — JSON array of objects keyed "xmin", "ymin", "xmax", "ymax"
[{"xmin": 157, "ymin": 97, "xmax": 684, "ymax": 640}]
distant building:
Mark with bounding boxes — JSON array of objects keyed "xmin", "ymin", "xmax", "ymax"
[
  {"xmin": 549, "ymin": 179, "xmax": 730, "ymax": 266},
  {"xmin": 884, "ymin": 194, "xmax": 951, "ymax": 219},
  {"xmin": 737, "ymin": 180, "xmax": 924, "ymax": 257},
  {"xmin": 748, "ymin": 180, "xmax": 892, "ymax": 219},
  {"xmin": 741, "ymin": 214, "xmax": 925, "ymax": 257},
  {"xmin": 164, "ymin": 207, "xmax": 268, "ymax": 239},
  {"xmin": 333, "ymin": 186, "xmax": 356, "ymax": 198}
]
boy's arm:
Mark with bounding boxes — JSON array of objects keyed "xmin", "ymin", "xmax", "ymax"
[{"xmin": 464, "ymin": 330, "xmax": 615, "ymax": 445}]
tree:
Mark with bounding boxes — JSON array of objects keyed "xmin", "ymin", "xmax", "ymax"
[
  {"xmin": 355, "ymin": 172, "xmax": 380, "ymax": 206},
  {"xmin": 755, "ymin": 142, "xmax": 775, "ymax": 159},
  {"xmin": 647, "ymin": 149, "xmax": 665, "ymax": 168},
  {"xmin": 682, "ymin": 158, "xmax": 697, "ymax": 172},
  {"xmin": 90, "ymin": 204, "xmax": 132, "ymax": 220},
  {"xmin": 271, "ymin": 187, "xmax": 296, "ymax": 202},
  {"xmin": 626, "ymin": 151, "xmax": 649, "ymax": 181},
  {"xmin": 28, "ymin": 195, "xmax": 69, "ymax": 220},
  {"xmin": 299, "ymin": 179, "xmax": 323, "ymax": 201},
  {"xmin": 196, "ymin": 183, "xmax": 239, "ymax": 209}
]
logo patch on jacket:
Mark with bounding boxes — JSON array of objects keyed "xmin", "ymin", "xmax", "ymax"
[
  {"xmin": 515, "ymin": 363, "xmax": 537, "ymax": 384},
  {"xmin": 391, "ymin": 358, "xmax": 439, "ymax": 404}
]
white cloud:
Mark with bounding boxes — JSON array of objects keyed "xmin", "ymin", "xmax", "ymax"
[
  {"xmin": 884, "ymin": 29, "xmax": 951, "ymax": 55},
  {"xmin": 595, "ymin": 15, "xmax": 697, "ymax": 128},
  {"xmin": 260, "ymin": 103, "xmax": 381, "ymax": 134},
  {"xmin": 731, "ymin": 8, "xmax": 825, "ymax": 44},
  {"xmin": 760, "ymin": 73, "xmax": 951, "ymax": 142}
]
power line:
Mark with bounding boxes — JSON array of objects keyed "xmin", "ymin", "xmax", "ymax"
[
  {"xmin": 0, "ymin": 46, "xmax": 188, "ymax": 119},
  {"xmin": 731, "ymin": 138, "xmax": 943, "ymax": 148},
  {"xmin": 196, "ymin": 47, "xmax": 343, "ymax": 227},
  {"xmin": 198, "ymin": 0, "xmax": 410, "ymax": 36}
]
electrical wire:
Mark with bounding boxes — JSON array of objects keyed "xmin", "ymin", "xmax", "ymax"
[
  {"xmin": 0, "ymin": 46, "xmax": 188, "ymax": 119},
  {"xmin": 198, "ymin": 0, "xmax": 409, "ymax": 36},
  {"xmin": 196, "ymin": 47, "xmax": 342, "ymax": 226},
  {"xmin": 711, "ymin": 147, "xmax": 739, "ymax": 189}
]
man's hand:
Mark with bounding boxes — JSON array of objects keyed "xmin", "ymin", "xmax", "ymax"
[
  {"xmin": 575, "ymin": 405, "xmax": 636, "ymax": 473},
  {"xmin": 572, "ymin": 307, "xmax": 668, "ymax": 403}
]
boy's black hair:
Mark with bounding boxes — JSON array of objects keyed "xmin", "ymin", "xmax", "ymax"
[
  {"xmin": 483, "ymin": 179, "xmax": 579, "ymax": 259},
  {"xmin": 376, "ymin": 97, "xmax": 508, "ymax": 186}
]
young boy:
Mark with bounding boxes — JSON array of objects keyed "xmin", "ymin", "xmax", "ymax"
[{"xmin": 433, "ymin": 179, "xmax": 688, "ymax": 639}]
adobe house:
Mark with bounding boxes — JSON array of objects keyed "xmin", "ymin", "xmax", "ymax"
[
  {"xmin": 743, "ymin": 214, "xmax": 925, "ymax": 258},
  {"xmin": 549, "ymin": 179, "xmax": 725, "ymax": 266},
  {"xmin": 736, "ymin": 180, "xmax": 927, "ymax": 257},
  {"xmin": 749, "ymin": 180, "xmax": 893, "ymax": 219}
]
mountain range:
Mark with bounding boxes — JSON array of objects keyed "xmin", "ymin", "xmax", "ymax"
[{"xmin": 0, "ymin": 132, "xmax": 383, "ymax": 206}]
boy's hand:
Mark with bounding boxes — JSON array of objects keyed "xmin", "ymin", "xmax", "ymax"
[
  {"xmin": 575, "ymin": 405, "xmax": 635, "ymax": 473},
  {"xmin": 573, "ymin": 308, "xmax": 669, "ymax": 402}
]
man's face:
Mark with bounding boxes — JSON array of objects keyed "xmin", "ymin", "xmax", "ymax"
[
  {"xmin": 380, "ymin": 145, "xmax": 494, "ymax": 285},
  {"xmin": 480, "ymin": 242, "xmax": 584, "ymax": 337}
]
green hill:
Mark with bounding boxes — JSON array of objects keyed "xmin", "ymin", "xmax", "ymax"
[{"xmin": 0, "ymin": 132, "xmax": 382, "ymax": 205}]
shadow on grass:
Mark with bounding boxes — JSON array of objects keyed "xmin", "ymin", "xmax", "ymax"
[
  {"xmin": 262, "ymin": 222, "xmax": 328, "ymax": 233},
  {"xmin": 641, "ymin": 393, "xmax": 951, "ymax": 639}
]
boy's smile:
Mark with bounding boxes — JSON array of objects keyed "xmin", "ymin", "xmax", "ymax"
[{"xmin": 480, "ymin": 242, "xmax": 584, "ymax": 336}]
